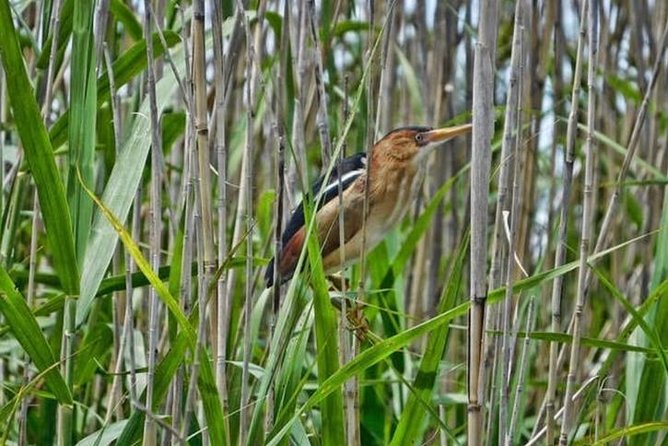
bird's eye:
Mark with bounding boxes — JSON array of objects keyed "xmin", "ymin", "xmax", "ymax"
[{"xmin": 415, "ymin": 134, "xmax": 424, "ymax": 143}]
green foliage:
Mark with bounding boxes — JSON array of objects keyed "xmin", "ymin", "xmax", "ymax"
[
  {"xmin": 0, "ymin": 0, "xmax": 79, "ymax": 295},
  {"xmin": 0, "ymin": 267, "xmax": 71, "ymax": 404},
  {"xmin": 1, "ymin": 1, "xmax": 667, "ymax": 445}
]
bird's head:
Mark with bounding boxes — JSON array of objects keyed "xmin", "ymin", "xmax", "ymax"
[{"xmin": 373, "ymin": 124, "xmax": 472, "ymax": 164}]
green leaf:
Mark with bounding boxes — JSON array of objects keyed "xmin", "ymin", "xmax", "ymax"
[
  {"xmin": 197, "ymin": 348, "xmax": 228, "ymax": 446},
  {"xmin": 36, "ymin": 0, "xmax": 73, "ymax": 69},
  {"xmin": 266, "ymin": 231, "xmax": 654, "ymax": 445},
  {"xmin": 267, "ymin": 299, "xmax": 472, "ymax": 446},
  {"xmin": 77, "ymin": 47, "xmax": 186, "ymax": 324},
  {"xmin": 48, "ymin": 30, "xmax": 182, "ymax": 148},
  {"xmin": 0, "ymin": 0, "xmax": 79, "ymax": 294},
  {"xmin": 390, "ymin": 234, "xmax": 468, "ymax": 445},
  {"xmin": 575, "ymin": 421, "xmax": 668, "ymax": 446},
  {"xmin": 116, "ymin": 333, "xmax": 190, "ymax": 444},
  {"xmin": 626, "ymin": 186, "xmax": 668, "ymax": 445},
  {"xmin": 606, "ymin": 73, "xmax": 642, "ymax": 104},
  {"xmin": 109, "ymin": 0, "xmax": 142, "ymax": 41},
  {"xmin": 305, "ymin": 207, "xmax": 345, "ymax": 446},
  {"xmin": 0, "ymin": 267, "xmax": 72, "ymax": 404},
  {"xmin": 75, "ymin": 420, "xmax": 128, "ymax": 446},
  {"xmin": 331, "ymin": 20, "xmax": 371, "ymax": 38},
  {"xmin": 67, "ymin": 0, "xmax": 96, "ymax": 261},
  {"xmin": 78, "ymin": 171, "xmax": 197, "ymax": 346}
]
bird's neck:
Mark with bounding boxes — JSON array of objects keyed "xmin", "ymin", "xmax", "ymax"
[{"xmin": 368, "ymin": 152, "xmax": 420, "ymax": 198}]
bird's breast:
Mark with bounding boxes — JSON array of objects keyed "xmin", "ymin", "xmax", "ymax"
[
  {"xmin": 371, "ymin": 165, "xmax": 424, "ymax": 233},
  {"xmin": 320, "ymin": 164, "xmax": 424, "ymax": 272}
]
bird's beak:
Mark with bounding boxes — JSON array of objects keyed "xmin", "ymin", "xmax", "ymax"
[{"xmin": 423, "ymin": 123, "xmax": 473, "ymax": 145}]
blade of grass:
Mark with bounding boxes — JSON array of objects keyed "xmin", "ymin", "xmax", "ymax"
[
  {"xmin": 0, "ymin": 0, "xmax": 79, "ymax": 295},
  {"xmin": 114, "ymin": 210, "xmax": 251, "ymax": 445},
  {"xmin": 48, "ymin": 30, "xmax": 182, "ymax": 148},
  {"xmin": 305, "ymin": 222, "xmax": 345, "ymax": 446},
  {"xmin": 66, "ymin": 0, "xmax": 96, "ymax": 261},
  {"xmin": 627, "ymin": 183, "xmax": 668, "ymax": 445},
  {"xmin": 0, "ymin": 266, "xmax": 71, "ymax": 404},
  {"xmin": 389, "ymin": 233, "xmax": 468, "ymax": 445},
  {"xmin": 78, "ymin": 169, "xmax": 197, "ymax": 346},
  {"xmin": 267, "ymin": 230, "xmax": 657, "ymax": 445},
  {"xmin": 77, "ymin": 50, "xmax": 186, "ymax": 325},
  {"xmin": 574, "ymin": 421, "xmax": 668, "ymax": 446},
  {"xmin": 109, "ymin": 0, "xmax": 142, "ymax": 41}
]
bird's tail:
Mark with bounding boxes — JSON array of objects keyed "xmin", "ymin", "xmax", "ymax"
[{"xmin": 264, "ymin": 258, "xmax": 275, "ymax": 288}]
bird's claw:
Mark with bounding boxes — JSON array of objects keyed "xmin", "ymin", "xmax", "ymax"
[{"xmin": 345, "ymin": 303, "xmax": 369, "ymax": 341}]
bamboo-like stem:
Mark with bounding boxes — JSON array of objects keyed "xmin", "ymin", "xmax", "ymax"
[
  {"xmin": 181, "ymin": 201, "xmax": 208, "ymax": 443},
  {"xmin": 263, "ymin": 0, "xmax": 291, "ymax": 435},
  {"xmin": 173, "ymin": 153, "xmax": 196, "ymax": 436},
  {"xmin": 468, "ymin": 2, "xmax": 498, "ymax": 444},
  {"xmin": 211, "ymin": 0, "xmax": 229, "ymax": 421},
  {"xmin": 141, "ymin": 0, "xmax": 164, "ymax": 442},
  {"xmin": 93, "ymin": 0, "xmax": 110, "ymax": 65},
  {"xmin": 338, "ymin": 74, "xmax": 355, "ymax": 446},
  {"xmin": 21, "ymin": 0, "xmax": 64, "ymax": 436},
  {"xmin": 545, "ymin": 1, "xmax": 588, "ymax": 442},
  {"xmin": 39, "ymin": 0, "xmax": 63, "ymax": 120},
  {"xmin": 148, "ymin": 3, "xmax": 189, "ymax": 108},
  {"xmin": 485, "ymin": 1, "xmax": 524, "ymax": 439},
  {"xmin": 19, "ymin": 191, "xmax": 40, "ymax": 444},
  {"xmin": 585, "ymin": 18, "xmax": 668, "ymax": 278},
  {"xmin": 103, "ymin": 44, "xmax": 129, "ymax": 424},
  {"xmin": 289, "ymin": 0, "xmax": 308, "ymax": 202},
  {"xmin": 126, "ymin": 190, "xmax": 142, "ymax": 406},
  {"xmin": 237, "ymin": 0, "xmax": 256, "ymax": 440},
  {"xmin": 266, "ymin": 126, "xmax": 285, "ymax": 434},
  {"xmin": 190, "ymin": 4, "xmax": 216, "ymax": 439},
  {"xmin": 559, "ymin": 1, "xmax": 598, "ymax": 442},
  {"xmin": 307, "ymin": 0, "xmax": 332, "ymax": 166},
  {"xmin": 499, "ymin": 10, "xmax": 526, "ymax": 442},
  {"xmin": 506, "ymin": 297, "xmax": 534, "ymax": 446},
  {"xmin": 357, "ymin": 0, "xmax": 376, "ymax": 316},
  {"xmin": 57, "ymin": 286, "xmax": 76, "ymax": 446},
  {"xmin": 223, "ymin": 0, "xmax": 251, "ymax": 335},
  {"xmin": 221, "ymin": 1, "xmax": 247, "ymax": 105},
  {"xmin": 545, "ymin": 0, "xmax": 563, "ymax": 273},
  {"xmin": 192, "ymin": 0, "xmax": 215, "ymax": 278},
  {"xmin": 166, "ymin": 7, "xmax": 193, "ymax": 439}
]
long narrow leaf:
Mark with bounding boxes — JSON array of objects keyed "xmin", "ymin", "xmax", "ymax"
[
  {"xmin": 267, "ymin": 230, "xmax": 655, "ymax": 445},
  {"xmin": 390, "ymin": 234, "xmax": 468, "ymax": 445},
  {"xmin": 0, "ymin": 0, "xmax": 79, "ymax": 294},
  {"xmin": 48, "ymin": 30, "xmax": 182, "ymax": 148},
  {"xmin": 77, "ymin": 50, "xmax": 185, "ymax": 324},
  {"xmin": 0, "ymin": 267, "xmax": 72, "ymax": 403},
  {"xmin": 78, "ymin": 171, "xmax": 197, "ymax": 345}
]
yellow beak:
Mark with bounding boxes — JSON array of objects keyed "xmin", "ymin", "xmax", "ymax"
[{"xmin": 423, "ymin": 123, "xmax": 473, "ymax": 144}]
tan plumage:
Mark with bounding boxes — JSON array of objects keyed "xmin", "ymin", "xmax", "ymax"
[{"xmin": 266, "ymin": 124, "xmax": 472, "ymax": 287}]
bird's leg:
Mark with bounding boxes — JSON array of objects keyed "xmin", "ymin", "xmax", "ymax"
[
  {"xmin": 345, "ymin": 302, "xmax": 369, "ymax": 342},
  {"xmin": 326, "ymin": 276, "xmax": 369, "ymax": 341},
  {"xmin": 326, "ymin": 273, "xmax": 349, "ymax": 292}
]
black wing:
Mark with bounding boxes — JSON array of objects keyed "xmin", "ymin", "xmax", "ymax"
[{"xmin": 265, "ymin": 152, "xmax": 367, "ymax": 287}]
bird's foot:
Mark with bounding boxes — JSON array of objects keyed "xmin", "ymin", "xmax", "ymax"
[
  {"xmin": 345, "ymin": 303, "xmax": 369, "ymax": 342},
  {"xmin": 326, "ymin": 274, "xmax": 350, "ymax": 292}
]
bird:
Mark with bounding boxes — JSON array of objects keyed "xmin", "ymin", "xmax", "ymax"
[{"xmin": 265, "ymin": 124, "xmax": 472, "ymax": 288}]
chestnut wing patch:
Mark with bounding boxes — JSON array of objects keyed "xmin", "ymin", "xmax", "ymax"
[{"xmin": 265, "ymin": 153, "xmax": 367, "ymax": 287}]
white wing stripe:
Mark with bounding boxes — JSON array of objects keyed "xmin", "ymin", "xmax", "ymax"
[{"xmin": 319, "ymin": 169, "xmax": 364, "ymax": 198}]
